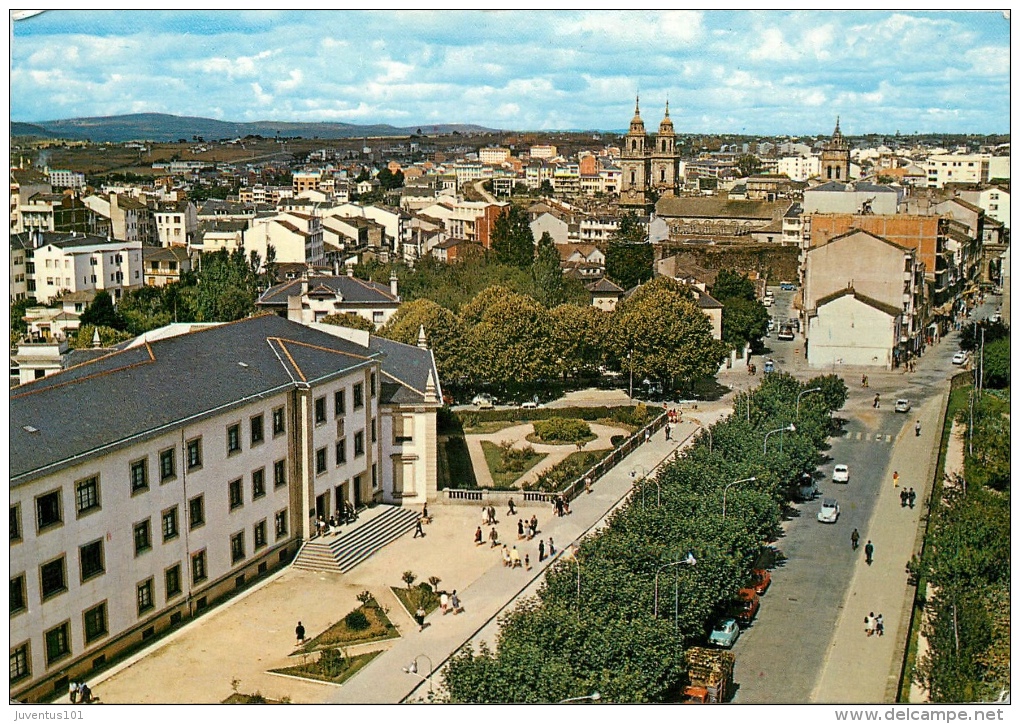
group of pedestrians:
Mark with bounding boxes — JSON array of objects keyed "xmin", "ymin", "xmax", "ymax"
[
  {"xmin": 899, "ymin": 488, "xmax": 917, "ymax": 509},
  {"xmin": 863, "ymin": 612, "xmax": 884, "ymax": 637},
  {"xmin": 68, "ymin": 680, "xmax": 95, "ymax": 704},
  {"xmin": 517, "ymin": 515, "xmax": 539, "ymax": 541},
  {"xmin": 552, "ymin": 495, "xmax": 570, "ymax": 517},
  {"xmin": 851, "ymin": 529, "xmax": 876, "ymax": 566}
]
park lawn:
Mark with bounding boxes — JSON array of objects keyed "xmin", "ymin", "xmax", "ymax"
[
  {"xmin": 296, "ymin": 600, "xmax": 398, "ymax": 654},
  {"xmin": 480, "ymin": 440, "xmax": 547, "ymax": 487},
  {"xmin": 391, "ymin": 585, "xmax": 441, "ymax": 618},
  {"xmin": 460, "ymin": 419, "xmax": 523, "ymax": 435},
  {"xmin": 269, "ymin": 649, "xmax": 382, "ymax": 685}
]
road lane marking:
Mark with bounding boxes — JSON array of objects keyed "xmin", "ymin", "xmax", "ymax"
[{"xmin": 856, "ymin": 432, "xmax": 862, "ymax": 440}]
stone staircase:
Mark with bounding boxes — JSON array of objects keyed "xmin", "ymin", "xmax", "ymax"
[{"xmin": 291, "ymin": 505, "xmax": 420, "ymax": 574}]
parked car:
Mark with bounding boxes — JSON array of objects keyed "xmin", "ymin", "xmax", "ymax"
[
  {"xmin": 817, "ymin": 498, "xmax": 840, "ymax": 524},
  {"xmin": 763, "ymin": 359, "xmax": 775, "ymax": 373},
  {"xmin": 798, "ymin": 472, "xmax": 818, "ymax": 501},
  {"xmin": 471, "ymin": 394, "xmax": 495, "ymax": 409},
  {"xmin": 952, "ymin": 351, "xmax": 969, "ymax": 365},
  {"xmin": 750, "ymin": 568, "xmax": 772, "ymax": 595},
  {"xmin": 780, "ymin": 281, "xmax": 796, "ymax": 291},
  {"xmin": 763, "ymin": 296, "xmax": 774, "ymax": 307},
  {"xmin": 520, "ymin": 400, "xmax": 543, "ymax": 409},
  {"xmin": 894, "ymin": 399, "xmax": 911, "ymax": 413},
  {"xmin": 708, "ymin": 618, "xmax": 741, "ymax": 648},
  {"xmin": 833, "ymin": 464, "xmax": 849, "ymax": 483},
  {"xmin": 777, "ymin": 327, "xmax": 795, "ymax": 341},
  {"xmin": 730, "ymin": 588, "xmax": 760, "ymax": 626}
]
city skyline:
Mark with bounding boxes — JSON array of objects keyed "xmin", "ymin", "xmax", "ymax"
[{"xmin": 10, "ymin": 10, "xmax": 1011, "ymax": 136}]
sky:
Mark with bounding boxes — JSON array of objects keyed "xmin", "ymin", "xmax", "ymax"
[{"xmin": 8, "ymin": 9, "xmax": 1012, "ymax": 135}]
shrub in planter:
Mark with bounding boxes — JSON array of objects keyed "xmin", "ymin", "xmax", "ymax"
[
  {"xmin": 499, "ymin": 440, "xmax": 537, "ymax": 471},
  {"xmin": 532, "ymin": 417, "xmax": 591, "ymax": 444},
  {"xmin": 610, "ymin": 434, "xmax": 627, "ymax": 447},
  {"xmin": 344, "ymin": 610, "xmax": 370, "ymax": 631}
]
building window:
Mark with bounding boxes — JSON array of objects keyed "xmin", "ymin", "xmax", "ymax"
[
  {"xmin": 272, "ymin": 406, "xmax": 286, "ymax": 436},
  {"xmin": 371, "ymin": 417, "xmax": 377, "ymax": 443},
  {"xmin": 40, "ymin": 556, "xmax": 67, "ymax": 600},
  {"xmin": 165, "ymin": 564, "xmax": 182, "ymax": 600},
  {"xmin": 162, "ymin": 507, "xmax": 179, "ymax": 542},
  {"xmin": 372, "ymin": 463, "xmax": 378, "ymax": 489},
  {"xmin": 75, "ymin": 475, "xmax": 101, "ymax": 514},
  {"xmin": 79, "ymin": 540, "xmax": 105, "ymax": 582},
  {"xmin": 335, "ymin": 389, "xmax": 345, "ymax": 416},
  {"xmin": 191, "ymin": 550, "xmax": 207, "ymax": 584},
  {"xmin": 315, "ymin": 396, "xmax": 327, "ymax": 424},
  {"xmin": 10, "ymin": 575, "xmax": 26, "ymax": 614},
  {"xmin": 36, "ymin": 490, "xmax": 62, "ymax": 532},
  {"xmin": 274, "ymin": 459, "xmax": 287, "ymax": 488},
  {"xmin": 228, "ymin": 479, "xmax": 244, "ymax": 510},
  {"xmin": 373, "ymin": 311, "xmax": 384, "ymax": 324},
  {"xmin": 83, "ymin": 602, "xmax": 108, "ymax": 644},
  {"xmin": 250, "ymin": 414, "xmax": 264, "ymax": 446},
  {"xmin": 10, "ymin": 505, "xmax": 20, "ymax": 542},
  {"xmin": 10, "ymin": 643, "xmax": 30, "ymax": 683},
  {"xmin": 336, "ymin": 438, "xmax": 347, "ymax": 465},
  {"xmin": 354, "ymin": 431, "xmax": 365, "ymax": 457},
  {"xmin": 315, "ymin": 447, "xmax": 327, "ymax": 475},
  {"xmin": 370, "ymin": 372, "xmax": 376, "ymax": 398},
  {"xmin": 159, "ymin": 448, "xmax": 176, "ymax": 481},
  {"xmin": 44, "ymin": 621, "xmax": 71, "ymax": 666},
  {"xmin": 230, "ymin": 531, "xmax": 245, "ymax": 564},
  {"xmin": 134, "ymin": 519, "xmax": 152, "ymax": 555},
  {"xmin": 130, "ymin": 459, "xmax": 149, "ymax": 493},
  {"xmin": 137, "ymin": 578, "xmax": 154, "ymax": 616},
  {"xmin": 353, "ymin": 383, "xmax": 364, "ymax": 409},
  {"xmin": 254, "ymin": 520, "xmax": 267, "ymax": 550},
  {"xmin": 187, "ymin": 437, "xmax": 203, "ymax": 469},
  {"xmin": 252, "ymin": 468, "xmax": 266, "ymax": 499},
  {"xmin": 189, "ymin": 494, "xmax": 205, "ymax": 529},
  {"xmin": 275, "ymin": 510, "xmax": 288, "ymax": 539},
  {"xmin": 227, "ymin": 423, "xmax": 241, "ymax": 455}
]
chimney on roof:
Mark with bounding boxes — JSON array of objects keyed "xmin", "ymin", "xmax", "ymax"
[
  {"xmin": 417, "ymin": 324, "xmax": 428, "ymax": 350},
  {"xmin": 390, "ymin": 271, "xmax": 399, "ymax": 299},
  {"xmin": 346, "ymin": 265, "xmax": 354, "ymax": 278}
]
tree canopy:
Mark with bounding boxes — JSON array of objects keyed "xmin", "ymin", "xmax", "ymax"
[
  {"xmin": 491, "ymin": 205, "xmax": 536, "ymax": 269},
  {"xmin": 605, "ymin": 213, "xmax": 652, "ymax": 291}
]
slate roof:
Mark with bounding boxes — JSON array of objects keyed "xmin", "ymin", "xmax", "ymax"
[
  {"xmin": 368, "ymin": 336, "xmax": 440, "ymax": 405},
  {"xmin": 586, "ymin": 278, "xmax": 624, "ymax": 294},
  {"xmin": 655, "ymin": 196, "xmax": 789, "ymax": 220},
  {"xmin": 10, "ymin": 315, "xmax": 381, "ymax": 484},
  {"xmin": 814, "ymin": 287, "xmax": 902, "ymax": 319},
  {"xmin": 257, "ymin": 276, "xmax": 398, "ymax": 307},
  {"xmin": 697, "ymin": 290, "xmax": 724, "ymax": 309},
  {"xmin": 809, "ymin": 181, "xmax": 897, "ymax": 194}
]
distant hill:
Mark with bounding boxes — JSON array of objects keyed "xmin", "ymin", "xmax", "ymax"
[{"xmin": 11, "ymin": 113, "xmax": 497, "ymax": 143}]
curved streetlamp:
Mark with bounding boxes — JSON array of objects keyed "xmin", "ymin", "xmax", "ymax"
[
  {"xmin": 630, "ymin": 465, "xmax": 660, "ymax": 507},
  {"xmin": 796, "ymin": 387, "xmax": 822, "ymax": 419},
  {"xmin": 764, "ymin": 424, "xmax": 796, "ymax": 455},
  {"xmin": 722, "ymin": 476, "xmax": 757, "ymax": 520},
  {"xmin": 653, "ymin": 553, "xmax": 697, "ymax": 630},
  {"xmin": 560, "ymin": 691, "xmax": 601, "ymax": 703},
  {"xmin": 567, "ymin": 544, "xmax": 581, "ymax": 621},
  {"xmin": 403, "ymin": 654, "xmax": 434, "ymax": 694}
]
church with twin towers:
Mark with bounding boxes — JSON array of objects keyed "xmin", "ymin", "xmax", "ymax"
[{"xmin": 619, "ymin": 95, "xmax": 682, "ymax": 209}]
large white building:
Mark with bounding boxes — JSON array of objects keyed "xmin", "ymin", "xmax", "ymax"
[{"xmin": 9, "ymin": 314, "xmax": 442, "ymax": 702}]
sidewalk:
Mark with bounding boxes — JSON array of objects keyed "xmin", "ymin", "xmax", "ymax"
[{"xmin": 810, "ymin": 388, "xmax": 949, "ymax": 703}]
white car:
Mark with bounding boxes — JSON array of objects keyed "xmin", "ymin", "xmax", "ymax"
[
  {"xmin": 833, "ymin": 464, "xmax": 849, "ymax": 483},
  {"xmin": 952, "ymin": 351, "xmax": 969, "ymax": 365},
  {"xmin": 817, "ymin": 498, "xmax": 840, "ymax": 524},
  {"xmin": 520, "ymin": 400, "xmax": 542, "ymax": 409},
  {"xmin": 777, "ymin": 327, "xmax": 795, "ymax": 341},
  {"xmin": 471, "ymin": 394, "xmax": 495, "ymax": 409},
  {"xmin": 894, "ymin": 399, "xmax": 911, "ymax": 413},
  {"xmin": 763, "ymin": 296, "xmax": 774, "ymax": 307}
]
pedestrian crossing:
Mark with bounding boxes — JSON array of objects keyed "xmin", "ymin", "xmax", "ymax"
[{"xmin": 845, "ymin": 431, "xmax": 893, "ymax": 444}]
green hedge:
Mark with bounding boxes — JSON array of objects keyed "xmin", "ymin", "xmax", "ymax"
[
  {"xmin": 454, "ymin": 404, "xmax": 653, "ymax": 426},
  {"xmin": 531, "ymin": 418, "xmax": 592, "ymax": 444}
]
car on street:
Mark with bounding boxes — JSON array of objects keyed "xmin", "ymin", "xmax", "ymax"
[
  {"xmin": 763, "ymin": 297, "xmax": 773, "ymax": 307},
  {"xmin": 708, "ymin": 618, "xmax": 741, "ymax": 648},
  {"xmin": 471, "ymin": 394, "xmax": 495, "ymax": 409},
  {"xmin": 520, "ymin": 400, "xmax": 543, "ymax": 409},
  {"xmin": 894, "ymin": 399, "xmax": 911, "ymax": 413},
  {"xmin": 777, "ymin": 327, "xmax": 795, "ymax": 341},
  {"xmin": 833, "ymin": 464, "xmax": 849, "ymax": 483},
  {"xmin": 763, "ymin": 359, "xmax": 775, "ymax": 373},
  {"xmin": 817, "ymin": 498, "xmax": 840, "ymax": 524},
  {"xmin": 952, "ymin": 351, "xmax": 969, "ymax": 365},
  {"xmin": 730, "ymin": 588, "xmax": 761, "ymax": 626},
  {"xmin": 798, "ymin": 472, "xmax": 818, "ymax": 501},
  {"xmin": 750, "ymin": 568, "xmax": 772, "ymax": 595},
  {"xmin": 780, "ymin": 282, "xmax": 796, "ymax": 291}
]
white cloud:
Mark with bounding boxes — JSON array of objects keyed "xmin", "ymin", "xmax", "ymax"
[
  {"xmin": 274, "ymin": 69, "xmax": 303, "ymax": 92},
  {"xmin": 250, "ymin": 83, "xmax": 273, "ymax": 105}
]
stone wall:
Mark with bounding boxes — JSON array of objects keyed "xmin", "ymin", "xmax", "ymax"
[{"xmin": 656, "ymin": 243, "xmax": 802, "ymax": 283}]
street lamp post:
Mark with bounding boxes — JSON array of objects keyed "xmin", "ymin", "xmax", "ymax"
[
  {"xmin": 628, "ymin": 351, "xmax": 633, "ymax": 400},
  {"xmin": 722, "ymin": 476, "xmax": 756, "ymax": 520},
  {"xmin": 560, "ymin": 692, "xmax": 602, "ymax": 703},
  {"xmin": 568, "ymin": 545, "xmax": 581, "ymax": 621},
  {"xmin": 764, "ymin": 424, "xmax": 796, "ymax": 455},
  {"xmin": 796, "ymin": 387, "xmax": 822, "ymax": 419},
  {"xmin": 630, "ymin": 465, "xmax": 659, "ymax": 507},
  {"xmin": 402, "ymin": 654, "xmax": 434, "ymax": 694},
  {"xmin": 653, "ymin": 553, "xmax": 697, "ymax": 627}
]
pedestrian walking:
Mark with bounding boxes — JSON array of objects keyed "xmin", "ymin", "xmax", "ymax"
[
  {"xmin": 644, "ymin": 429, "xmax": 651, "ymax": 444},
  {"xmin": 866, "ymin": 612, "xmax": 876, "ymax": 637},
  {"xmin": 873, "ymin": 393, "xmax": 880, "ymax": 408},
  {"xmin": 415, "ymin": 605, "xmax": 426, "ymax": 631},
  {"xmin": 450, "ymin": 590, "xmax": 461, "ymax": 615},
  {"xmin": 876, "ymin": 613, "xmax": 884, "ymax": 637},
  {"xmin": 585, "ymin": 476, "xmax": 592, "ymax": 495},
  {"xmin": 900, "ymin": 489, "xmax": 908, "ymax": 507},
  {"xmin": 474, "ymin": 526, "xmax": 483, "ymax": 545},
  {"xmin": 413, "ymin": 518, "xmax": 425, "ymax": 538},
  {"xmin": 865, "ymin": 540, "xmax": 874, "ymax": 565},
  {"xmin": 524, "ymin": 554, "xmax": 531, "ymax": 571},
  {"xmin": 79, "ymin": 683, "xmax": 92, "ymax": 704},
  {"xmin": 665, "ymin": 423, "xmax": 671, "ymax": 440},
  {"xmin": 489, "ymin": 527, "xmax": 499, "ymax": 547},
  {"xmin": 892, "ymin": 470, "xmax": 899, "ymax": 487},
  {"xmin": 488, "ymin": 505, "xmax": 496, "ymax": 525},
  {"xmin": 864, "ymin": 613, "xmax": 872, "ymax": 636},
  {"xmin": 851, "ymin": 528, "xmax": 860, "ymax": 550},
  {"xmin": 507, "ymin": 498, "xmax": 517, "ymax": 516},
  {"xmin": 440, "ymin": 591, "xmax": 450, "ymax": 614},
  {"xmin": 861, "ymin": 374, "xmax": 868, "ymax": 388},
  {"xmin": 69, "ymin": 681, "xmax": 79, "ymax": 704},
  {"xmin": 538, "ymin": 538, "xmax": 546, "ymax": 562},
  {"xmin": 530, "ymin": 514, "xmax": 538, "ymax": 534},
  {"xmin": 548, "ymin": 537, "xmax": 556, "ymax": 556},
  {"xmin": 517, "ymin": 519, "xmax": 525, "ymax": 539},
  {"xmin": 295, "ymin": 621, "xmax": 306, "ymax": 645},
  {"xmin": 510, "ymin": 546, "xmax": 522, "ymax": 568},
  {"xmin": 915, "ymin": 420, "xmax": 922, "ymax": 437},
  {"xmin": 908, "ymin": 488, "xmax": 916, "ymax": 509},
  {"xmin": 422, "ymin": 502, "xmax": 429, "ymax": 522}
]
